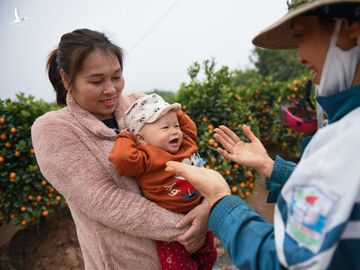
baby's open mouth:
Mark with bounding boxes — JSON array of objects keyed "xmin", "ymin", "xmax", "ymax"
[{"xmin": 169, "ymin": 138, "xmax": 179, "ymax": 144}]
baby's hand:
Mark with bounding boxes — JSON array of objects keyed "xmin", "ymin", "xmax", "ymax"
[
  {"xmin": 119, "ymin": 128, "xmax": 131, "ymax": 135},
  {"xmin": 120, "ymin": 127, "xmax": 130, "ymax": 132},
  {"xmin": 117, "ymin": 128, "xmax": 136, "ymax": 140}
]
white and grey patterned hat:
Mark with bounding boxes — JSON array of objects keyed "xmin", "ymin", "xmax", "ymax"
[{"xmin": 125, "ymin": 93, "xmax": 181, "ymax": 135}]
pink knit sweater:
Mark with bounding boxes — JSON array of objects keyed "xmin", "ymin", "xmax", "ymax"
[{"xmin": 31, "ymin": 93, "xmax": 185, "ymax": 269}]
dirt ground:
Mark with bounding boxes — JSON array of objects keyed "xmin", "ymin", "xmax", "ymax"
[
  {"xmin": 0, "ymin": 208, "xmax": 239, "ymax": 270},
  {"xmin": 0, "ymin": 209, "xmax": 84, "ymax": 270}
]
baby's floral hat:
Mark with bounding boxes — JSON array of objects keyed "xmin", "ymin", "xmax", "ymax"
[{"xmin": 125, "ymin": 93, "xmax": 181, "ymax": 135}]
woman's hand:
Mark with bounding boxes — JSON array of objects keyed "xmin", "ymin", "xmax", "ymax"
[
  {"xmin": 166, "ymin": 161, "xmax": 231, "ymax": 208},
  {"xmin": 174, "ymin": 200, "xmax": 210, "ymax": 253},
  {"xmin": 214, "ymin": 124, "xmax": 274, "ymax": 177}
]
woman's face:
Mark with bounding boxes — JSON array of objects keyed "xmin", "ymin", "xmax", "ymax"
[
  {"xmin": 66, "ymin": 49, "xmax": 124, "ymax": 120},
  {"xmin": 291, "ymin": 16, "xmax": 334, "ymax": 84}
]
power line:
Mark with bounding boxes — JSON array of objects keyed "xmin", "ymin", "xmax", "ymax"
[{"xmin": 128, "ymin": 0, "xmax": 178, "ymax": 53}]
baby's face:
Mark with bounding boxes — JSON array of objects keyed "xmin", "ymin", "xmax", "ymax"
[{"xmin": 138, "ymin": 110, "xmax": 183, "ymax": 153}]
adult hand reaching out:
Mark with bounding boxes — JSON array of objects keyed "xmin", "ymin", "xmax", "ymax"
[
  {"xmin": 165, "ymin": 161, "xmax": 231, "ymax": 207},
  {"xmin": 214, "ymin": 124, "xmax": 274, "ymax": 178}
]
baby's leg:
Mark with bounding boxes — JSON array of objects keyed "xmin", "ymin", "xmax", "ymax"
[
  {"xmin": 191, "ymin": 231, "xmax": 217, "ymax": 270},
  {"xmin": 156, "ymin": 240, "xmax": 198, "ymax": 270}
]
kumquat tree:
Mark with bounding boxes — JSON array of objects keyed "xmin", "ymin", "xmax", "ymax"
[
  {"xmin": 0, "ymin": 93, "xmax": 64, "ymax": 229},
  {"xmin": 237, "ymin": 74, "xmax": 313, "ymax": 161}
]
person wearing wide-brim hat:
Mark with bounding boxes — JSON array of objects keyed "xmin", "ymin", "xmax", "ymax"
[{"xmin": 164, "ymin": 0, "xmax": 360, "ymax": 269}]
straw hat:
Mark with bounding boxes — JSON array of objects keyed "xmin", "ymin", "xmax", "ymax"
[{"xmin": 252, "ymin": 0, "xmax": 360, "ymax": 49}]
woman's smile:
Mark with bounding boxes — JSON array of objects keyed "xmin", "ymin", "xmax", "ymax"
[{"xmin": 102, "ymin": 97, "xmax": 117, "ymax": 108}]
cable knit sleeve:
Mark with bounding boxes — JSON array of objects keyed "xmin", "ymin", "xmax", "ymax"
[{"xmin": 31, "ymin": 114, "xmax": 186, "ymax": 241}]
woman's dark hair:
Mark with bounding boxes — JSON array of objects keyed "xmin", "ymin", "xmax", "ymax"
[{"xmin": 47, "ymin": 29, "xmax": 124, "ymax": 106}]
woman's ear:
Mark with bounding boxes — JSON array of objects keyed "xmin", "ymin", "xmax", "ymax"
[
  {"xmin": 59, "ymin": 69, "xmax": 70, "ymax": 91},
  {"xmin": 338, "ymin": 21, "xmax": 360, "ymax": 49},
  {"xmin": 348, "ymin": 21, "xmax": 360, "ymax": 40}
]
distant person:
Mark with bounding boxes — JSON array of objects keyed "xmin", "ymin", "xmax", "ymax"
[
  {"xmin": 109, "ymin": 93, "xmax": 217, "ymax": 270},
  {"xmin": 31, "ymin": 28, "xmax": 210, "ymax": 269},
  {"xmin": 165, "ymin": 0, "xmax": 360, "ymax": 269}
]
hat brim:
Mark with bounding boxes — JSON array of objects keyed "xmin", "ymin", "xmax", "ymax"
[
  {"xmin": 252, "ymin": 0, "xmax": 358, "ymax": 49},
  {"xmin": 147, "ymin": 103, "xmax": 181, "ymax": 124}
]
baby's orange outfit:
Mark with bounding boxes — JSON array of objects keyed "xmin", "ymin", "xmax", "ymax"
[{"xmin": 109, "ymin": 111, "xmax": 201, "ymax": 213}]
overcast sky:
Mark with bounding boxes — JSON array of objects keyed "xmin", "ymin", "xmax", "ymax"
[{"xmin": 0, "ymin": 0, "xmax": 286, "ymax": 102}]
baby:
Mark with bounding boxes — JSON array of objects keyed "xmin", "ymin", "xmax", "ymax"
[{"xmin": 109, "ymin": 93, "xmax": 216, "ymax": 270}]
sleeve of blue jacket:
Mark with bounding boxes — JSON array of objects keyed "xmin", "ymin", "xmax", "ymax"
[
  {"xmin": 265, "ymin": 155, "xmax": 296, "ymax": 203},
  {"xmin": 209, "ymin": 195, "xmax": 285, "ymax": 270}
]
